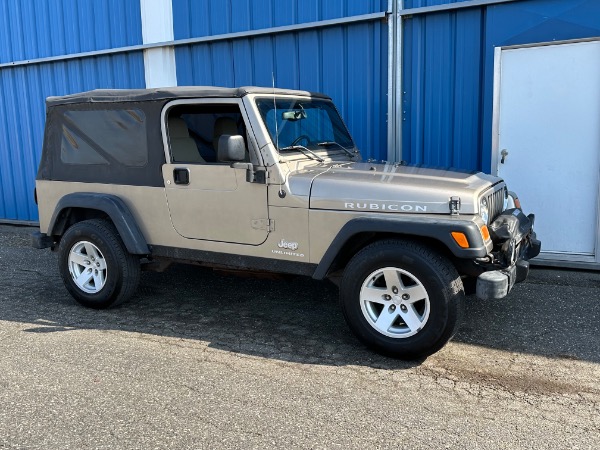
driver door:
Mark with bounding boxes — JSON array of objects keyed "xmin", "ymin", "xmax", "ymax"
[{"xmin": 161, "ymin": 100, "xmax": 269, "ymax": 245}]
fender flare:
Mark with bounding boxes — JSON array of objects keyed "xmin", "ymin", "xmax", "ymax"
[
  {"xmin": 312, "ymin": 216, "xmax": 487, "ymax": 280},
  {"xmin": 48, "ymin": 193, "xmax": 150, "ymax": 255}
]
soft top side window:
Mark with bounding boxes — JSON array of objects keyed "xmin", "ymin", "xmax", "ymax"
[
  {"xmin": 166, "ymin": 104, "xmax": 249, "ymax": 164},
  {"xmin": 61, "ymin": 109, "xmax": 147, "ymax": 166}
]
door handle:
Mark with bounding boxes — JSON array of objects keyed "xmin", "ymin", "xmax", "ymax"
[
  {"xmin": 500, "ymin": 149, "xmax": 509, "ymax": 164},
  {"xmin": 173, "ymin": 168, "xmax": 190, "ymax": 185}
]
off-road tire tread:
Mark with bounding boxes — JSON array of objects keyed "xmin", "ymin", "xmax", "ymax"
[
  {"xmin": 58, "ymin": 219, "xmax": 140, "ymax": 308},
  {"xmin": 340, "ymin": 239, "xmax": 465, "ymax": 359}
]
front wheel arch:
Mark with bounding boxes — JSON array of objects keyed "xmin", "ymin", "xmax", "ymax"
[
  {"xmin": 320, "ymin": 232, "xmax": 453, "ymax": 282},
  {"xmin": 312, "ymin": 217, "xmax": 488, "ymax": 281}
]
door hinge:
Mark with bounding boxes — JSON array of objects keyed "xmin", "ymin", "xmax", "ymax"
[{"xmin": 251, "ymin": 219, "xmax": 275, "ymax": 231}]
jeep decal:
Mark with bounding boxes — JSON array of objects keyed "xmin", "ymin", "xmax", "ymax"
[
  {"xmin": 278, "ymin": 239, "xmax": 299, "ymax": 251},
  {"xmin": 273, "ymin": 239, "xmax": 304, "ymax": 258}
]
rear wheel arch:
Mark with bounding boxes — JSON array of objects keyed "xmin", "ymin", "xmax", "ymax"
[
  {"xmin": 48, "ymin": 193, "xmax": 149, "ymax": 255},
  {"xmin": 51, "ymin": 207, "xmax": 109, "ymax": 236}
]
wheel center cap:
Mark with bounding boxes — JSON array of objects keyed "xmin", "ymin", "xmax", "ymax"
[{"xmin": 392, "ymin": 295, "xmax": 403, "ymax": 305}]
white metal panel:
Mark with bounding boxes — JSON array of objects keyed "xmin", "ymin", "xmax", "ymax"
[
  {"xmin": 495, "ymin": 40, "xmax": 600, "ymax": 260},
  {"xmin": 140, "ymin": 0, "xmax": 177, "ymax": 87}
]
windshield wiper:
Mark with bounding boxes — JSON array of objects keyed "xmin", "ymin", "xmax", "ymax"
[
  {"xmin": 317, "ymin": 141, "xmax": 357, "ymax": 159},
  {"xmin": 279, "ymin": 145, "xmax": 324, "ymax": 163}
]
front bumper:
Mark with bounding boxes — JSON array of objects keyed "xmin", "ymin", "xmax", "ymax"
[{"xmin": 476, "ymin": 209, "xmax": 541, "ymax": 300}]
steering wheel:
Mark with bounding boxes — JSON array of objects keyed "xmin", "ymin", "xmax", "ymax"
[{"xmin": 290, "ymin": 134, "xmax": 311, "ymax": 147}]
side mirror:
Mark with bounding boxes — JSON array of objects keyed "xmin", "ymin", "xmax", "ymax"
[{"xmin": 217, "ymin": 135, "xmax": 245, "ymax": 162}]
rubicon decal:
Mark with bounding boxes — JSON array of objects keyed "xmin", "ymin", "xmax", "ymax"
[{"xmin": 344, "ymin": 202, "xmax": 428, "ymax": 212}]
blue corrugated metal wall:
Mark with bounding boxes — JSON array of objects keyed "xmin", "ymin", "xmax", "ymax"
[
  {"xmin": 0, "ymin": 0, "xmax": 142, "ymax": 63},
  {"xmin": 402, "ymin": 0, "xmax": 600, "ymax": 173},
  {"xmin": 172, "ymin": 0, "xmax": 389, "ymax": 161},
  {"xmin": 0, "ymin": 0, "xmax": 145, "ymax": 222},
  {"xmin": 7, "ymin": 0, "xmax": 595, "ymax": 222}
]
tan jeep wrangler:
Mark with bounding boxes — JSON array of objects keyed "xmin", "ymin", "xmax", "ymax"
[{"xmin": 32, "ymin": 87, "xmax": 541, "ymax": 359}]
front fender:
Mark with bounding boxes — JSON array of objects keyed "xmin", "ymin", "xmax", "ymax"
[{"xmin": 312, "ymin": 216, "xmax": 488, "ymax": 280}]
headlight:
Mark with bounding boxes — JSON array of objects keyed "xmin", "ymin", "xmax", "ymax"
[{"xmin": 479, "ymin": 197, "xmax": 489, "ymax": 224}]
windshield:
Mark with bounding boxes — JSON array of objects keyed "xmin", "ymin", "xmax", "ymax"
[{"xmin": 255, "ymin": 98, "xmax": 355, "ymax": 153}]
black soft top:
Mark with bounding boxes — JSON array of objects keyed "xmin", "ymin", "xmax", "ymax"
[{"xmin": 46, "ymin": 86, "xmax": 331, "ymax": 106}]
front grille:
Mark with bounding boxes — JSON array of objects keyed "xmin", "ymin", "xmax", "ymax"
[{"xmin": 486, "ymin": 185, "xmax": 506, "ymax": 223}]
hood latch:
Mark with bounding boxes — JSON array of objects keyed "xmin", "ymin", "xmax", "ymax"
[{"xmin": 449, "ymin": 196, "xmax": 461, "ymax": 215}]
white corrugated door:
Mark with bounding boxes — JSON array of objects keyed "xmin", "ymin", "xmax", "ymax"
[{"xmin": 495, "ymin": 40, "xmax": 600, "ymax": 265}]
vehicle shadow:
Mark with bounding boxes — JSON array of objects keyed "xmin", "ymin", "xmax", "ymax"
[
  {"xmin": 0, "ymin": 225, "xmax": 417, "ymax": 369},
  {"xmin": 2, "ymin": 226, "xmax": 599, "ymax": 367},
  {"xmin": 456, "ymin": 267, "xmax": 600, "ymax": 363}
]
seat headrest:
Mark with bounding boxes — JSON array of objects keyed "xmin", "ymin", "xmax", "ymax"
[
  {"xmin": 213, "ymin": 117, "xmax": 238, "ymax": 149},
  {"xmin": 169, "ymin": 117, "xmax": 191, "ymax": 138},
  {"xmin": 214, "ymin": 117, "xmax": 238, "ymax": 135}
]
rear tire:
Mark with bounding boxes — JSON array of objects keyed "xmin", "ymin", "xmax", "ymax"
[
  {"xmin": 58, "ymin": 219, "xmax": 140, "ymax": 309},
  {"xmin": 339, "ymin": 239, "xmax": 464, "ymax": 359}
]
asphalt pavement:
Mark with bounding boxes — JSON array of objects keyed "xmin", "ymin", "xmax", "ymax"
[{"xmin": 0, "ymin": 224, "xmax": 599, "ymax": 449}]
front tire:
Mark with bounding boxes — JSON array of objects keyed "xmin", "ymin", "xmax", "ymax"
[
  {"xmin": 339, "ymin": 239, "xmax": 464, "ymax": 359},
  {"xmin": 58, "ymin": 219, "xmax": 140, "ymax": 309}
]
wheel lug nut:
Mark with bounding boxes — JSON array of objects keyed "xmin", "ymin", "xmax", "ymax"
[
  {"xmin": 402, "ymin": 294, "xmax": 410, "ymax": 300},
  {"xmin": 389, "ymin": 305, "xmax": 396, "ymax": 312},
  {"xmin": 384, "ymin": 294, "xmax": 391, "ymax": 301},
  {"xmin": 392, "ymin": 286, "xmax": 398, "ymax": 294},
  {"xmin": 400, "ymin": 305, "xmax": 407, "ymax": 312}
]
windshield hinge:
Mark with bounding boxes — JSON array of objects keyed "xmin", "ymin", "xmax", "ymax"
[
  {"xmin": 449, "ymin": 196, "xmax": 461, "ymax": 215},
  {"xmin": 251, "ymin": 219, "xmax": 275, "ymax": 232}
]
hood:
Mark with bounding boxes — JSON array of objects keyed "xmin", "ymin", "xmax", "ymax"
[{"xmin": 287, "ymin": 162, "xmax": 502, "ymax": 215}]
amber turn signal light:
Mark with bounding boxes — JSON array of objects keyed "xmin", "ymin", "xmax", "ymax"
[
  {"xmin": 451, "ymin": 232, "xmax": 469, "ymax": 249},
  {"xmin": 480, "ymin": 225, "xmax": 490, "ymax": 241}
]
